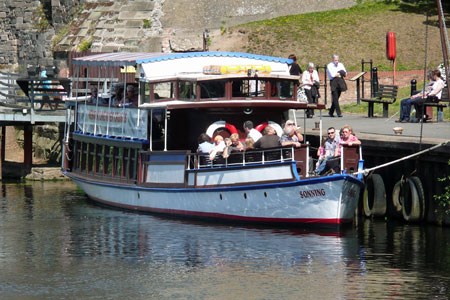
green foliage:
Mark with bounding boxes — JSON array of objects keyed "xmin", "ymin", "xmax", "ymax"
[
  {"xmin": 78, "ymin": 40, "xmax": 92, "ymax": 52},
  {"xmin": 33, "ymin": 4, "xmax": 50, "ymax": 32},
  {"xmin": 220, "ymin": 26, "xmax": 227, "ymax": 35},
  {"xmin": 434, "ymin": 160, "xmax": 450, "ymax": 220},
  {"xmin": 52, "ymin": 23, "xmax": 70, "ymax": 49},
  {"xmin": 143, "ymin": 19, "xmax": 151, "ymax": 28}
]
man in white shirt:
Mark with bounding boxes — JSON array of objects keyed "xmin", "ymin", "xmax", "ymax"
[
  {"xmin": 243, "ymin": 120, "xmax": 262, "ymax": 142},
  {"xmin": 327, "ymin": 54, "xmax": 347, "ymax": 117}
]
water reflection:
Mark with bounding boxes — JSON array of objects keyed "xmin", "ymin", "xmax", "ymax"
[{"xmin": 0, "ymin": 182, "xmax": 449, "ymax": 299}]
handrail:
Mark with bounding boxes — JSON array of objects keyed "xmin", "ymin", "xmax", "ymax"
[{"xmin": 188, "ymin": 146, "xmax": 297, "ymax": 169}]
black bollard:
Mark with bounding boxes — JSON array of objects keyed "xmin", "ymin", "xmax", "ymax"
[
  {"xmin": 371, "ymin": 67, "xmax": 378, "ymax": 97},
  {"xmin": 410, "ymin": 79, "xmax": 417, "ymax": 96}
]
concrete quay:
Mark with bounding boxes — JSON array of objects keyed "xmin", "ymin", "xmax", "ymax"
[{"xmin": 296, "ymin": 110, "xmax": 449, "ymax": 146}]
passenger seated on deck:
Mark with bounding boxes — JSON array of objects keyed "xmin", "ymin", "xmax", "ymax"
[
  {"xmin": 280, "ymin": 120, "xmax": 303, "ymax": 147},
  {"xmin": 315, "ymin": 127, "xmax": 339, "ymax": 175},
  {"xmin": 125, "ymin": 85, "xmax": 139, "ymax": 106},
  {"xmin": 111, "ymin": 85, "xmax": 124, "ymax": 106},
  {"xmin": 222, "ymin": 138, "xmax": 233, "ymax": 158},
  {"xmin": 243, "ymin": 120, "xmax": 262, "ymax": 142},
  {"xmin": 253, "ymin": 126, "xmax": 281, "ymax": 149},
  {"xmin": 209, "ymin": 135, "xmax": 226, "ymax": 160},
  {"xmin": 90, "ymin": 87, "xmax": 105, "ymax": 105},
  {"xmin": 229, "ymin": 133, "xmax": 245, "ymax": 152},
  {"xmin": 197, "ymin": 133, "xmax": 214, "ymax": 153},
  {"xmin": 335, "ymin": 125, "xmax": 360, "ymax": 156},
  {"xmin": 322, "ymin": 125, "xmax": 360, "ymax": 175},
  {"xmin": 244, "ymin": 137, "xmax": 255, "ymax": 150}
]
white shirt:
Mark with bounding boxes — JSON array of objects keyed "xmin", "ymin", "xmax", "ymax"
[
  {"xmin": 248, "ymin": 128, "xmax": 262, "ymax": 142},
  {"xmin": 327, "ymin": 61, "xmax": 347, "ymax": 80},
  {"xmin": 430, "ymin": 78, "xmax": 445, "ymax": 99},
  {"xmin": 302, "ymin": 70, "xmax": 320, "ymax": 90}
]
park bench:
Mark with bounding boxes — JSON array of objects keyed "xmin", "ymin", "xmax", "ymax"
[
  {"xmin": 361, "ymin": 84, "xmax": 398, "ymax": 118},
  {"xmin": 422, "ymin": 86, "xmax": 449, "ymax": 122}
]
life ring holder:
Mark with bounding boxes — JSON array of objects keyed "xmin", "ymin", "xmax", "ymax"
[
  {"xmin": 255, "ymin": 121, "xmax": 283, "ymax": 137},
  {"xmin": 206, "ymin": 121, "xmax": 238, "ymax": 139}
]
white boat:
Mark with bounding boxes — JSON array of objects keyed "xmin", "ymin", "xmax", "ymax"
[{"xmin": 62, "ymin": 52, "xmax": 364, "ymax": 227}]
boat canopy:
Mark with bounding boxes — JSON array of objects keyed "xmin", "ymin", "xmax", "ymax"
[{"xmin": 138, "ymin": 52, "xmax": 293, "ymax": 80}]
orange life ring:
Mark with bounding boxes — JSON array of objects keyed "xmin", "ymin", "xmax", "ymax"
[{"xmin": 206, "ymin": 121, "xmax": 238, "ymax": 138}]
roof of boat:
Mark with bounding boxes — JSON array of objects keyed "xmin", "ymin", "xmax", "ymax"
[{"xmin": 71, "ymin": 52, "xmax": 293, "ymax": 66}]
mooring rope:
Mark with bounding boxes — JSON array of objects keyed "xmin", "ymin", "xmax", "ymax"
[{"xmin": 355, "ymin": 141, "xmax": 449, "ymax": 176}]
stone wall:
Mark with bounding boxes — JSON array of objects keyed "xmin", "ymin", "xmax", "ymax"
[{"xmin": 0, "ymin": 0, "xmax": 356, "ymax": 69}]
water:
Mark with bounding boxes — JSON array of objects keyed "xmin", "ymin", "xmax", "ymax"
[{"xmin": 0, "ymin": 182, "xmax": 449, "ymax": 299}]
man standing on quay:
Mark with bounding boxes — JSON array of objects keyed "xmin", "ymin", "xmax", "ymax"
[{"xmin": 327, "ymin": 54, "xmax": 347, "ymax": 117}]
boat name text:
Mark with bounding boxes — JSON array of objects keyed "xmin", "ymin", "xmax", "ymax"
[
  {"xmin": 88, "ymin": 110, "xmax": 127, "ymax": 123},
  {"xmin": 299, "ymin": 189, "xmax": 326, "ymax": 198}
]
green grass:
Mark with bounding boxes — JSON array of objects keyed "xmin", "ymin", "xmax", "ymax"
[
  {"xmin": 228, "ymin": 0, "xmax": 446, "ymax": 72},
  {"xmin": 341, "ymin": 81, "xmax": 450, "ymax": 119}
]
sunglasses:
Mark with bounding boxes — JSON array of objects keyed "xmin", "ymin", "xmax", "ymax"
[
  {"xmin": 287, "ymin": 123, "xmax": 295, "ymax": 126},
  {"xmin": 328, "ymin": 132, "xmax": 335, "ymax": 135}
]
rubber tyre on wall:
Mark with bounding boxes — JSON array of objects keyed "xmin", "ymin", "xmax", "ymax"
[
  {"xmin": 402, "ymin": 176, "xmax": 425, "ymax": 222},
  {"xmin": 391, "ymin": 179, "xmax": 403, "ymax": 216},
  {"xmin": 363, "ymin": 173, "xmax": 387, "ymax": 217}
]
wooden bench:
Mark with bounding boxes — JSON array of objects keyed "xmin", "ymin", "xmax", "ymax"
[
  {"xmin": 361, "ymin": 84, "xmax": 398, "ymax": 118},
  {"xmin": 422, "ymin": 86, "xmax": 449, "ymax": 122}
]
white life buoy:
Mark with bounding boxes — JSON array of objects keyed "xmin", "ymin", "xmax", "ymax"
[
  {"xmin": 255, "ymin": 121, "xmax": 283, "ymax": 137},
  {"xmin": 206, "ymin": 121, "xmax": 238, "ymax": 138}
]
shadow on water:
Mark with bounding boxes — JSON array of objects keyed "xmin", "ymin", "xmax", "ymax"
[{"xmin": 0, "ymin": 182, "xmax": 449, "ymax": 299}]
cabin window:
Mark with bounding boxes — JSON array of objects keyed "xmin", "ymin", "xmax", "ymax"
[
  {"xmin": 72, "ymin": 140, "xmax": 138, "ymax": 183},
  {"xmin": 271, "ymin": 80, "xmax": 295, "ymax": 99},
  {"xmin": 153, "ymin": 82, "xmax": 175, "ymax": 100},
  {"xmin": 231, "ymin": 79, "xmax": 267, "ymax": 98},
  {"xmin": 199, "ymin": 80, "xmax": 226, "ymax": 99},
  {"xmin": 142, "ymin": 82, "xmax": 176, "ymax": 103},
  {"xmin": 178, "ymin": 81, "xmax": 197, "ymax": 100}
]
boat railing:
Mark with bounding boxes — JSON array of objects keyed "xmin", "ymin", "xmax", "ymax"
[{"xmin": 187, "ymin": 146, "xmax": 297, "ymax": 169}]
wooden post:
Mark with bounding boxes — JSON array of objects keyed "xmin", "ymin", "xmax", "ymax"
[
  {"xmin": 0, "ymin": 125, "xmax": 4, "ymax": 180},
  {"xmin": 24, "ymin": 124, "xmax": 33, "ymax": 170},
  {"xmin": 1, "ymin": 126, "xmax": 5, "ymax": 163}
]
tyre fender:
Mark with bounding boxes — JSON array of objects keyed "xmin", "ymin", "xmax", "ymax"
[
  {"xmin": 392, "ymin": 179, "xmax": 403, "ymax": 215},
  {"xmin": 402, "ymin": 176, "xmax": 425, "ymax": 222},
  {"xmin": 363, "ymin": 173, "xmax": 387, "ymax": 217}
]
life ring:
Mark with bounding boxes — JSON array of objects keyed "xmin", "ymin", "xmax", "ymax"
[
  {"xmin": 206, "ymin": 121, "xmax": 238, "ymax": 138},
  {"xmin": 363, "ymin": 173, "xmax": 387, "ymax": 217},
  {"xmin": 255, "ymin": 121, "xmax": 283, "ymax": 137},
  {"xmin": 402, "ymin": 176, "xmax": 425, "ymax": 222},
  {"xmin": 392, "ymin": 179, "xmax": 403, "ymax": 216}
]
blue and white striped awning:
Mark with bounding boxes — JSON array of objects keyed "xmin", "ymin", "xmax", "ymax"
[{"xmin": 72, "ymin": 52, "xmax": 293, "ymax": 67}]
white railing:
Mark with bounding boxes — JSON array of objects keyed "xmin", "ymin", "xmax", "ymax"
[{"xmin": 187, "ymin": 147, "xmax": 296, "ymax": 170}]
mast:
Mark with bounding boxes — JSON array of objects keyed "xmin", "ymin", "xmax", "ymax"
[{"xmin": 436, "ymin": 0, "xmax": 450, "ymax": 95}]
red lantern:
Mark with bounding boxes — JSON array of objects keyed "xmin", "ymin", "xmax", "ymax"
[{"xmin": 386, "ymin": 31, "xmax": 396, "ymax": 61}]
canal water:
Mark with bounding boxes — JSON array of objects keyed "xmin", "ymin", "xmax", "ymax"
[{"xmin": 0, "ymin": 182, "xmax": 449, "ymax": 299}]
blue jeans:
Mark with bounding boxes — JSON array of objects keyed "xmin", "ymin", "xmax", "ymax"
[
  {"xmin": 316, "ymin": 156, "xmax": 331, "ymax": 174},
  {"xmin": 400, "ymin": 96, "xmax": 423, "ymax": 121}
]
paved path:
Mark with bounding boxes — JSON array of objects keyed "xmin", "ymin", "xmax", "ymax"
[{"xmin": 293, "ymin": 110, "xmax": 450, "ymax": 145}]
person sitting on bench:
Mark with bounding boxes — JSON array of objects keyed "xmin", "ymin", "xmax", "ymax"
[{"xmin": 397, "ymin": 70, "xmax": 444, "ymax": 123}]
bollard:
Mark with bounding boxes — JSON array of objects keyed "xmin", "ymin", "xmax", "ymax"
[
  {"xmin": 410, "ymin": 79, "xmax": 417, "ymax": 96},
  {"xmin": 371, "ymin": 67, "xmax": 378, "ymax": 97}
]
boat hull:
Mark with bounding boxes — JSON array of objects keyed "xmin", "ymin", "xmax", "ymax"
[{"xmin": 66, "ymin": 172, "xmax": 363, "ymax": 226}]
